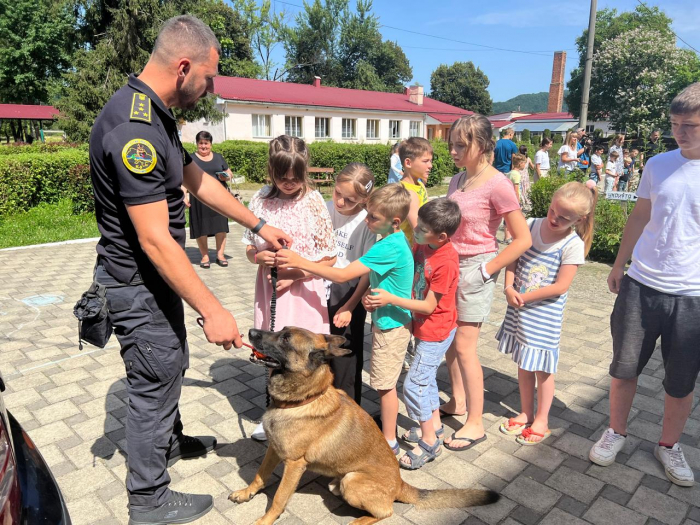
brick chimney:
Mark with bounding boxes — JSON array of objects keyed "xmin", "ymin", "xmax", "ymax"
[
  {"xmin": 313, "ymin": 76, "xmax": 321, "ymax": 88},
  {"xmin": 408, "ymin": 84, "xmax": 424, "ymax": 106},
  {"xmin": 547, "ymin": 51, "xmax": 566, "ymax": 113}
]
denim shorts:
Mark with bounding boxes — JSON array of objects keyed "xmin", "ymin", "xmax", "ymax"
[{"xmin": 403, "ymin": 328, "xmax": 457, "ymax": 421}]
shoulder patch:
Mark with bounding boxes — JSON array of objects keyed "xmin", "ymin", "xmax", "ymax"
[
  {"xmin": 122, "ymin": 139, "xmax": 157, "ymax": 174},
  {"xmin": 130, "ymin": 93, "xmax": 152, "ymax": 123}
]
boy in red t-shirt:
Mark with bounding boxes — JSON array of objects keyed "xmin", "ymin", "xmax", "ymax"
[{"xmin": 366, "ymin": 198, "xmax": 461, "ymax": 470}]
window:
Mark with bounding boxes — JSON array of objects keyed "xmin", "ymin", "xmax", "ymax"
[
  {"xmin": 285, "ymin": 116, "xmax": 303, "ymax": 137},
  {"xmin": 342, "ymin": 118, "xmax": 357, "ymax": 139},
  {"xmin": 252, "ymin": 114, "xmax": 271, "ymax": 138},
  {"xmin": 366, "ymin": 119, "xmax": 379, "ymax": 139},
  {"xmin": 389, "ymin": 120, "xmax": 401, "ymax": 139},
  {"xmin": 315, "ymin": 117, "xmax": 330, "ymax": 138},
  {"xmin": 409, "ymin": 121, "xmax": 421, "ymax": 137}
]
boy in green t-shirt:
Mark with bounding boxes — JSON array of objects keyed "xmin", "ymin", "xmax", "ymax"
[
  {"xmin": 277, "ymin": 184, "xmax": 413, "ymax": 454},
  {"xmin": 398, "ymin": 137, "xmax": 432, "ymax": 246}
]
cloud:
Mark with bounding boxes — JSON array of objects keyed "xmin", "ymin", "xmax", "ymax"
[{"xmin": 470, "ymin": 4, "xmax": 589, "ymax": 27}]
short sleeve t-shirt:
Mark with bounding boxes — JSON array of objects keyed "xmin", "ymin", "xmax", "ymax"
[
  {"xmin": 494, "ymin": 139, "xmax": 519, "ymax": 173},
  {"xmin": 605, "ymin": 160, "xmax": 617, "ymax": 177},
  {"xmin": 359, "ymin": 232, "xmax": 413, "ymax": 329},
  {"xmin": 508, "ymin": 169, "xmax": 521, "ymax": 185},
  {"xmin": 591, "ymin": 154, "xmax": 603, "ymax": 171},
  {"xmin": 326, "ymin": 202, "xmax": 376, "ymax": 269},
  {"xmin": 528, "ymin": 218, "xmax": 585, "ymax": 266},
  {"xmin": 535, "ymin": 150, "xmax": 550, "ymax": 170},
  {"xmin": 627, "ymin": 149, "xmax": 700, "ymax": 296},
  {"xmin": 557, "ymin": 145, "xmax": 578, "ymax": 171},
  {"xmin": 412, "ymin": 242, "xmax": 459, "ymax": 342}
]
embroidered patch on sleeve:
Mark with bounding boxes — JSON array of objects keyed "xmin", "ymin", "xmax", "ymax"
[
  {"xmin": 130, "ymin": 93, "xmax": 151, "ymax": 122},
  {"xmin": 122, "ymin": 139, "xmax": 157, "ymax": 174}
]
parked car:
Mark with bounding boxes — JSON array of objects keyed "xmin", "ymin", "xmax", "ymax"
[{"xmin": 0, "ymin": 372, "xmax": 71, "ymax": 523}]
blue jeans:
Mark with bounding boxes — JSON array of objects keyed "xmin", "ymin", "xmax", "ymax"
[
  {"xmin": 617, "ymin": 180, "xmax": 628, "ymax": 192},
  {"xmin": 403, "ymin": 328, "xmax": 457, "ymax": 421}
]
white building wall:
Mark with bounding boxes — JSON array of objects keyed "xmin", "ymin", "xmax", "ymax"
[{"xmin": 179, "ymin": 101, "xmax": 429, "ymax": 144}]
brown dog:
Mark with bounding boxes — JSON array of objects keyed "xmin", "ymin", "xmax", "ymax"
[{"xmin": 228, "ymin": 327, "xmax": 499, "ymax": 525}]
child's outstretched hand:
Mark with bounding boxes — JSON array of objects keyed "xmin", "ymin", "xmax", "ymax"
[
  {"xmin": 505, "ymin": 288, "xmax": 524, "ymax": 308},
  {"xmin": 275, "ymin": 249, "xmax": 301, "ymax": 269},
  {"xmin": 333, "ymin": 308, "xmax": 352, "ymax": 328},
  {"xmin": 362, "ymin": 292, "xmax": 377, "ymax": 312},
  {"xmin": 365, "ymin": 288, "xmax": 394, "ymax": 309}
]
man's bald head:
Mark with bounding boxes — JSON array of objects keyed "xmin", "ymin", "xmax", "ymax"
[{"xmin": 152, "ymin": 15, "xmax": 221, "ymax": 66}]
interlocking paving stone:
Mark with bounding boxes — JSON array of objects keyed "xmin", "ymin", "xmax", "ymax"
[
  {"xmin": 545, "ymin": 466, "xmax": 604, "ymax": 504},
  {"xmin": 628, "ymin": 485, "xmax": 689, "ymax": 525},
  {"xmin": 501, "ymin": 476, "xmax": 561, "ymax": 513},
  {"xmin": 583, "ymin": 497, "xmax": 647, "ymax": 525},
  {"xmin": 539, "ymin": 507, "xmax": 589, "ymax": 525}
]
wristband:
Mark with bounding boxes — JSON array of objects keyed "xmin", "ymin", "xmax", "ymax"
[
  {"xmin": 503, "ymin": 285, "xmax": 514, "ymax": 295},
  {"xmin": 480, "ymin": 262, "xmax": 491, "ymax": 281},
  {"xmin": 251, "ymin": 218, "xmax": 266, "ymax": 235}
]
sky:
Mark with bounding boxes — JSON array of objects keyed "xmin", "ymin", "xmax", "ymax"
[{"xmin": 251, "ymin": 0, "xmax": 700, "ymax": 103}]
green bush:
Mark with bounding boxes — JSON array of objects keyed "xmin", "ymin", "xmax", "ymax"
[
  {"xmin": 0, "ymin": 141, "xmax": 87, "ymax": 155},
  {"xmin": 68, "ymin": 163, "xmax": 95, "ymax": 214},
  {"xmin": 521, "ymin": 129, "xmax": 531, "ymax": 143}
]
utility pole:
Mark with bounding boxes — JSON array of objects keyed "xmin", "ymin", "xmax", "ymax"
[{"xmin": 579, "ymin": 0, "xmax": 597, "ymax": 130}]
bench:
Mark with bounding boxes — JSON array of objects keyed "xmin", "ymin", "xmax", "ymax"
[{"xmin": 308, "ymin": 167, "xmax": 334, "ymax": 192}]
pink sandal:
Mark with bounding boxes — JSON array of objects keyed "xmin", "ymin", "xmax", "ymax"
[
  {"xmin": 516, "ymin": 427, "xmax": 551, "ymax": 446},
  {"xmin": 499, "ymin": 418, "xmax": 531, "ymax": 436}
]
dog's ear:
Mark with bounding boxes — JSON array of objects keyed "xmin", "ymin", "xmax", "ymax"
[{"xmin": 323, "ymin": 334, "xmax": 351, "ymax": 357}]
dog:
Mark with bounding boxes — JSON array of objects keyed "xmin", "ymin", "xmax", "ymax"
[{"xmin": 228, "ymin": 327, "xmax": 499, "ymax": 525}]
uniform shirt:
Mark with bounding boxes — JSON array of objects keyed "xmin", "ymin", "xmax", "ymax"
[
  {"xmin": 359, "ymin": 231, "xmax": 413, "ymax": 330},
  {"xmin": 90, "ymin": 75, "xmax": 192, "ymax": 283},
  {"xmin": 411, "ymin": 242, "xmax": 459, "ymax": 342}
]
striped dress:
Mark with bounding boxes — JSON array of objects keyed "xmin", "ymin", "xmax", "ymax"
[{"xmin": 496, "ymin": 219, "xmax": 583, "ymax": 373}]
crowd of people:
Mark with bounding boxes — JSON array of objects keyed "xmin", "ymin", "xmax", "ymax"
[{"xmin": 88, "ymin": 14, "xmax": 699, "ymax": 524}]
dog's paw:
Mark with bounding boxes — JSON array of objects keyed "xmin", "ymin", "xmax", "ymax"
[{"xmin": 229, "ymin": 488, "xmax": 255, "ymax": 503}]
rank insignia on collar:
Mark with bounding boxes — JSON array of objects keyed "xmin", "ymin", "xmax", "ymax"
[
  {"xmin": 122, "ymin": 139, "xmax": 157, "ymax": 174},
  {"xmin": 130, "ymin": 93, "xmax": 151, "ymax": 123}
]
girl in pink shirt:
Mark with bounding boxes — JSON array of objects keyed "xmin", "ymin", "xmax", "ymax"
[{"xmin": 441, "ymin": 115, "xmax": 532, "ymax": 451}]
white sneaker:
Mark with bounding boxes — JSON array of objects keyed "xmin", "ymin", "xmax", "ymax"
[
  {"xmin": 251, "ymin": 422, "xmax": 267, "ymax": 442},
  {"xmin": 654, "ymin": 443, "xmax": 695, "ymax": 487},
  {"xmin": 589, "ymin": 428, "xmax": 627, "ymax": 466}
]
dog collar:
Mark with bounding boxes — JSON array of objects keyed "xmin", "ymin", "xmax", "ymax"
[{"xmin": 272, "ymin": 391, "xmax": 324, "ymax": 409}]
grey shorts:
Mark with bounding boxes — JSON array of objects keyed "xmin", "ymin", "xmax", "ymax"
[
  {"xmin": 456, "ymin": 252, "xmax": 500, "ymax": 323},
  {"xmin": 610, "ymin": 275, "xmax": 700, "ymax": 398}
]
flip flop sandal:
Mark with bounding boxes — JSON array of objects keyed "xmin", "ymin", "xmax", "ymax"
[
  {"xmin": 399, "ymin": 439, "xmax": 442, "ymax": 470},
  {"xmin": 215, "ymin": 258, "xmax": 228, "ymax": 267},
  {"xmin": 444, "ymin": 433, "xmax": 487, "ymax": 452},
  {"xmin": 402, "ymin": 425, "xmax": 444, "ymax": 444},
  {"xmin": 499, "ymin": 418, "xmax": 531, "ymax": 436},
  {"xmin": 200, "ymin": 260, "xmax": 211, "ymax": 269},
  {"xmin": 439, "ymin": 405, "xmax": 466, "ymax": 417},
  {"xmin": 516, "ymin": 427, "xmax": 551, "ymax": 446}
]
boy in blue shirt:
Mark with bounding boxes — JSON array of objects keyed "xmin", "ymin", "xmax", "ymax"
[
  {"xmin": 493, "ymin": 128, "xmax": 518, "ymax": 173},
  {"xmin": 277, "ymin": 184, "xmax": 413, "ymax": 454}
]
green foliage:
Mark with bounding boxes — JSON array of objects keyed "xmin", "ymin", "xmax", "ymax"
[
  {"xmin": 429, "ymin": 61, "xmax": 492, "ymax": 114},
  {"xmin": 552, "ymin": 133, "xmax": 563, "ymax": 145},
  {"xmin": 543, "ymin": 129, "xmax": 551, "ymax": 139},
  {"xmin": 521, "ymin": 129, "xmax": 531, "ymax": 143},
  {"xmin": 283, "ymin": 0, "xmax": 411, "ymax": 93},
  {"xmin": 491, "ymin": 92, "xmax": 568, "ymax": 114},
  {"xmin": 0, "ymin": 142, "xmax": 86, "ymax": 155},
  {"xmin": 67, "ymin": 163, "xmax": 95, "ymax": 215}
]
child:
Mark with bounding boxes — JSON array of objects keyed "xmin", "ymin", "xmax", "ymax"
[
  {"xmin": 534, "ymin": 137, "xmax": 553, "ymax": 182},
  {"xmin": 497, "ymin": 182, "xmax": 596, "ymax": 445},
  {"xmin": 243, "ymin": 135, "xmax": 337, "ymax": 441},
  {"xmin": 518, "ymin": 144, "xmax": 534, "ymax": 209},
  {"xmin": 619, "ymin": 156, "xmax": 632, "ymax": 192},
  {"xmin": 590, "ymin": 146, "xmax": 605, "ymax": 187},
  {"xmin": 365, "ymin": 198, "xmax": 461, "ymax": 470},
  {"xmin": 629, "ymin": 147, "xmax": 642, "ymax": 190},
  {"xmin": 388, "ymin": 142, "xmax": 403, "ymax": 184},
  {"xmin": 589, "ymin": 83, "xmax": 700, "ymax": 487},
  {"xmin": 503, "ymin": 153, "xmax": 527, "ymax": 244},
  {"xmin": 326, "ymin": 163, "xmax": 377, "ymax": 403},
  {"xmin": 399, "ymin": 137, "xmax": 431, "ymax": 246},
  {"xmin": 441, "ymin": 115, "xmax": 531, "ymax": 451},
  {"xmin": 605, "ymin": 150, "xmax": 620, "ymax": 193},
  {"xmin": 277, "ymin": 184, "xmax": 414, "ymax": 454}
]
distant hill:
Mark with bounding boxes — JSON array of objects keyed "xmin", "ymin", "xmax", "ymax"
[{"xmin": 492, "ymin": 91, "xmax": 569, "ymax": 114}]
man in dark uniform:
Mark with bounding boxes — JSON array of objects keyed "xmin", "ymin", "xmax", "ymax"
[{"xmin": 89, "ymin": 15, "xmax": 291, "ymax": 525}]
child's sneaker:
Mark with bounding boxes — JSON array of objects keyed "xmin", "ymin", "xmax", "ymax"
[
  {"xmin": 251, "ymin": 421, "xmax": 267, "ymax": 442},
  {"xmin": 589, "ymin": 428, "xmax": 626, "ymax": 466},
  {"xmin": 654, "ymin": 443, "xmax": 695, "ymax": 487}
]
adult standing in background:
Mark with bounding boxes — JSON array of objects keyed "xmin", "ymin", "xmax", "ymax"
[
  {"xmin": 644, "ymin": 129, "xmax": 662, "ymax": 161},
  {"xmin": 89, "ymin": 15, "xmax": 291, "ymax": 525},
  {"xmin": 388, "ymin": 142, "xmax": 403, "ymax": 184},
  {"xmin": 186, "ymin": 131, "xmax": 232, "ymax": 268},
  {"xmin": 609, "ymin": 133, "xmax": 626, "ymax": 181},
  {"xmin": 557, "ymin": 131, "xmax": 580, "ymax": 172},
  {"xmin": 493, "ymin": 127, "xmax": 518, "ymax": 174}
]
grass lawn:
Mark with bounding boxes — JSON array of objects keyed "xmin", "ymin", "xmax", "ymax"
[{"xmin": 0, "ymin": 199, "xmax": 99, "ymax": 249}]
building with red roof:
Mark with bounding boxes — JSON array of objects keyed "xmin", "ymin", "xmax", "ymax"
[
  {"xmin": 180, "ymin": 76, "xmax": 473, "ymax": 143},
  {"xmin": 0, "ymin": 104, "xmax": 59, "ymax": 120}
]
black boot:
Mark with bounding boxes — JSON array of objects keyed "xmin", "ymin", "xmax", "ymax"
[
  {"xmin": 166, "ymin": 435, "xmax": 217, "ymax": 467},
  {"xmin": 128, "ymin": 491, "xmax": 213, "ymax": 524}
]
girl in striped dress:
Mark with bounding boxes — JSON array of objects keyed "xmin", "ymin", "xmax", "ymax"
[{"xmin": 497, "ymin": 182, "xmax": 597, "ymax": 445}]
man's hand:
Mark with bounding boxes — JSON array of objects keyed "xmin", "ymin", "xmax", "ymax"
[
  {"xmin": 505, "ymin": 288, "xmax": 524, "ymax": 308},
  {"xmin": 333, "ymin": 308, "xmax": 352, "ymax": 328},
  {"xmin": 258, "ymin": 224, "xmax": 292, "ymax": 251},
  {"xmin": 255, "ymin": 250, "xmax": 277, "ymax": 267},
  {"xmin": 201, "ymin": 307, "xmax": 243, "ymax": 350},
  {"xmin": 365, "ymin": 288, "xmax": 394, "ymax": 309},
  {"xmin": 275, "ymin": 249, "xmax": 302, "ymax": 269},
  {"xmin": 608, "ymin": 266, "xmax": 625, "ymax": 294}
]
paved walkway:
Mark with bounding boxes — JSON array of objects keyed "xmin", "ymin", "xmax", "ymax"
[{"xmin": 1, "ymin": 225, "xmax": 698, "ymax": 525}]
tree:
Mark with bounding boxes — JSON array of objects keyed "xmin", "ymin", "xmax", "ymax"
[
  {"xmin": 566, "ymin": 5, "xmax": 673, "ymax": 118},
  {"xmin": 283, "ymin": 0, "xmax": 411, "ymax": 92},
  {"xmin": 589, "ymin": 27, "xmax": 700, "ymax": 134},
  {"xmin": 0, "ymin": 0, "xmax": 75, "ymax": 105},
  {"xmin": 429, "ymin": 62, "xmax": 492, "ymax": 114}
]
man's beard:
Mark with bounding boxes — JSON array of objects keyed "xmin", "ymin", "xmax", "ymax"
[{"xmin": 178, "ymin": 79, "xmax": 204, "ymax": 110}]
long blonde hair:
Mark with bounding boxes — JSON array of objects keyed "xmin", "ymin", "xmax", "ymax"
[{"xmin": 552, "ymin": 182, "xmax": 598, "ymax": 256}]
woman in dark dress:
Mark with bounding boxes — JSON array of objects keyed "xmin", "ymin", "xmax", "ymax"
[{"xmin": 185, "ymin": 131, "xmax": 232, "ymax": 268}]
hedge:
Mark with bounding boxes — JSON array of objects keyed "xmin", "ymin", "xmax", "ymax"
[
  {"xmin": 0, "ymin": 142, "xmax": 88, "ymax": 155},
  {"xmin": 528, "ymin": 171, "xmax": 630, "ymax": 262}
]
